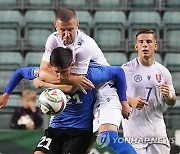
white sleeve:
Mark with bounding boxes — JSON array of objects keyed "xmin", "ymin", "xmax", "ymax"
[
  {"xmin": 71, "ymin": 46, "xmax": 92, "ymax": 75},
  {"xmin": 163, "ymin": 67, "xmax": 175, "ymax": 94},
  {"xmin": 42, "ymin": 34, "xmax": 58, "ymax": 62}
]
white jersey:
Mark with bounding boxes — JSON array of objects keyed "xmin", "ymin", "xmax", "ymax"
[
  {"xmin": 42, "ymin": 29, "xmax": 109, "ymax": 74},
  {"xmin": 122, "ymin": 58, "xmax": 175, "ymax": 146}
]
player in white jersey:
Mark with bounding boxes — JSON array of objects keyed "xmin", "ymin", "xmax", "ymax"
[
  {"xmin": 122, "ymin": 29, "xmax": 176, "ymax": 154},
  {"xmin": 37, "ymin": 8, "xmax": 131, "ymax": 153}
]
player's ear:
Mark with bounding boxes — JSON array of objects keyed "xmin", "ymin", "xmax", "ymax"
[
  {"xmin": 77, "ymin": 21, "xmax": 79, "ymax": 28},
  {"xmin": 135, "ymin": 43, "xmax": 138, "ymax": 51},
  {"xmin": 154, "ymin": 41, "xmax": 158, "ymax": 52},
  {"xmin": 54, "ymin": 22, "xmax": 57, "ymax": 30}
]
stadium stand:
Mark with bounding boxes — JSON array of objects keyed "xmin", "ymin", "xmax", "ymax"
[
  {"xmin": 127, "ymin": 0, "xmax": 159, "ymax": 11},
  {"xmin": 24, "ymin": 52, "xmax": 42, "ymax": 67},
  {"xmin": 94, "ymin": 11, "xmax": 126, "ymax": 52},
  {"xmin": 128, "ymin": 11, "xmax": 161, "ymax": 52},
  {"xmin": 0, "ymin": 0, "xmax": 21, "ymax": 10},
  {"xmin": 0, "ymin": 10, "xmax": 23, "ymax": 51},
  {"xmin": 24, "ymin": 10, "xmax": 54, "ymax": 51},
  {"xmin": 0, "ymin": 52, "xmax": 23, "ymax": 93},
  {"xmin": 76, "ymin": 11, "xmax": 93, "ymax": 35},
  {"xmin": 24, "ymin": 0, "xmax": 56, "ymax": 10},
  {"xmin": 58, "ymin": 0, "xmax": 91, "ymax": 11},
  {"xmin": 162, "ymin": 0, "xmax": 180, "ymax": 11},
  {"xmin": 93, "ymin": 0, "xmax": 125, "ymax": 11},
  {"xmin": 164, "ymin": 53, "xmax": 180, "ymax": 95},
  {"xmin": 162, "ymin": 12, "xmax": 180, "ymax": 52},
  {"xmin": 0, "ymin": 2, "xmax": 180, "ymax": 152},
  {"xmin": 104, "ymin": 52, "xmax": 128, "ymax": 66}
]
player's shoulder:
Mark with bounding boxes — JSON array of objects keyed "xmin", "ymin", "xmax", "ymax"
[
  {"xmin": 78, "ymin": 29, "xmax": 97, "ymax": 45},
  {"xmin": 122, "ymin": 58, "xmax": 138, "ymax": 71},
  {"xmin": 48, "ymin": 31, "xmax": 59, "ymax": 39},
  {"xmin": 154, "ymin": 61, "xmax": 170, "ymax": 74},
  {"xmin": 46, "ymin": 31, "xmax": 58, "ymax": 43}
]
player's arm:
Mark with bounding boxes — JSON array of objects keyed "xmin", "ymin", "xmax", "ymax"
[
  {"xmin": 158, "ymin": 82, "xmax": 176, "ymax": 106},
  {"xmin": 34, "ymin": 78, "xmax": 77, "ymax": 93},
  {"xmin": 90, "ymin": 66, "xmax": 127, "ymax": 102},
  {"xmin": 39, "ymin": 35, "xmax": 61, "ymax": 84},
  {"xmin": 158, "ymin": 68, "xmax": 176, "ymax": 106},
  {"xmin": 89, "ymin": 66, "xmax": 130, "ymax": 119},
  {"xmin": 127, "ymin": 97, "xmax": 148, "ymax": 110},
  {"xmin": 0, "ymin": 67, "xmax": 39, "ymax": 109},
  {"xmin": 39, "ymin": 60, "xmax": 60, "ymax": 84}
]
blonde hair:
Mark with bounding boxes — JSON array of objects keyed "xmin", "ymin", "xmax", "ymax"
[{"xmin": 22, "ymin": 90, "xmax": 36, "ymax": 102}]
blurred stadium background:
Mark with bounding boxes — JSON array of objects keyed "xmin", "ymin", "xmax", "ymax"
[{"xmin": 0, "ymin": 0, "xmax": 180, "ymax": 153}]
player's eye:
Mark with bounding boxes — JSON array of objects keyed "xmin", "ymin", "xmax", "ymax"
[{"xmin": 147, "ymin": 40, "xmax": 152, "ymax": 43}]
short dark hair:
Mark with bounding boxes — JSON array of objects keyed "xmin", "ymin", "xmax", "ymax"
[
  {"xmin": 136, "ymin": 29, "xmax": 157, "ymax": 40},
  {"xmin": 55, "ymin": 8, "xmax": 76, "ymax": 22},
  {"xmin": 50, "ymin": 47, "xmax": 73, "ymax": 69}
]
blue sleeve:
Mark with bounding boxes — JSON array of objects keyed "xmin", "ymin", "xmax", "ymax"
[
  {"xmin": 87, "ymin": 66, "xmax": 127, "ymax": 102},
  {"xmin": 3, "ymin": 67, "xmax": 39, "ymax": 94}
]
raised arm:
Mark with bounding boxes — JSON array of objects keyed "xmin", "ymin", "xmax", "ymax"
[{"xmin": 0, "ymin": 67, "xmax": 39, "ymax": 109}]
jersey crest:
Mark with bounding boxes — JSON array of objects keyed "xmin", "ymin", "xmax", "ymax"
[{"xmin": 156, "ymin": 74, "xmax": 162, "ymax": 83}]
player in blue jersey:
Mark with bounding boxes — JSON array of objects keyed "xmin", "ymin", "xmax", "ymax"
[
  {"xmin": 34, "ymin": 47, "xmax": 136, "ymax": 154},
  {"xmin": 0, "ymin": 47, "xmax": 136, "ymax": 154}
]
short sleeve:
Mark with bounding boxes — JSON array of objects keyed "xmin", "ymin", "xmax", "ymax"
[
  {"xmin": 71, "ymin": 46, "xmax": 92, "ymax": 74},
  {"xmin": 42, "ymin": 34, "xmax": 58, "ymax": 62},
  {"xmin": 163, "ymin": 67, "xmax": 175, "ymax": 94}
]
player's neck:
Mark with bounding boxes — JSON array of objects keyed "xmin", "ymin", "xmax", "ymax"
[{"xmin": 139, "ymin": 57, "xmax": 154, "ymax": 66}]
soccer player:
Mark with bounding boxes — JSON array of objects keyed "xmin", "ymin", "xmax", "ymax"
[
  {"xmin": 0, "ymin": 47, "xmax": 135, "ymax": 153},
  {"xmin": 35, "ymin": 47, "xmax": 136, "ymax": 154},
  {"xmin": 122, "ymin": 29, "xmax": 176, "ymax": 154},
  {"xmin": 38, "ymin": 7, "xmax": 131, "ymax": 152}
]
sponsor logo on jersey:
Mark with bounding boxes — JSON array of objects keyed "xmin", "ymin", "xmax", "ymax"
[
  {"xmin": 156, "ymin": 74, "xmax": 162, "ymax": 83},
  {"xmin": 147, "ymin": 75, "xmax": 151, "ymax": 80},
  {"xmin": 77, "ymin": 41, "xmax": 82, "ymax": 46},
  {"xmin": 134, "ymin": 75, "xmax": 142, "ymax": 82}
]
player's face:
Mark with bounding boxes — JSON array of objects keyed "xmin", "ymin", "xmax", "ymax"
[
  {"xmin": 51, "ymin": 66, "xmax": 71, "ymax": 82},
  {"xmin": 135, "ymin": 33, "xmax": 158, "ymax": 60},
  {"xmin": 55, "ymin": 18, "xmax": 79, "ymax": 46}
]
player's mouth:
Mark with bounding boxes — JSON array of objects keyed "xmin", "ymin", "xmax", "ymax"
[{"xmin": 142, "ymin": 49, "xmax": 149, "ymax": 54}]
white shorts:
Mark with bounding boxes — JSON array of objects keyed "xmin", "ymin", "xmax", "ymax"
[
  {"xmin": 93, "ymin": 81, "xmax": 123, "ymax": 133},
  {"xmin": 133, "ymin": 143, "xmax": 170, "ymax": 154}
]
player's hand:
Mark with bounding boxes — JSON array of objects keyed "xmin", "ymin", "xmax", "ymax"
[
  {"xmin": 33, "ymin": 78, "xmax": 44, "ymax": 88},
  {"xmin": 128, "ymin": 97, "xmax": 148, "ymax": 110},
  {"xmin": 158, "ymin": 82, "xmax": 170, "ymax": 98},
  {"xmin": 0, "ymin": 93, "xmax": 10, "ymax": 110},
  {"xmin": 68, "ymin": 75, "xmax": 95, "ymax": 94},
  {"xmin": 121, "ymin": 101, "xmax": 131, "ymax": 119}
]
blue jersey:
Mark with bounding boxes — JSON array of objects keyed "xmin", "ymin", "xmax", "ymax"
[
  {"xmin": 4, "ymin": 66, "xmax": 126, "ymax": 131},
  {"xmin": 50, "ymin": 66, "xmax": 126, "ymax": 131},
  {"xmin": 4, "ymin": 67, "xmax": 39, "ymax": 94}
]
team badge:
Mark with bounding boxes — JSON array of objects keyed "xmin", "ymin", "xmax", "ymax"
[
  {"xmin": 134, "ymin": 75, "xmax": 142, "ymax": 82},
  {"xmin": 33, "ymin": 68, "xmax": 40, "ymax": 78},
  {"xmin": 156, "ymin": 74, "xmax": 162, "ymax": 83}
]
